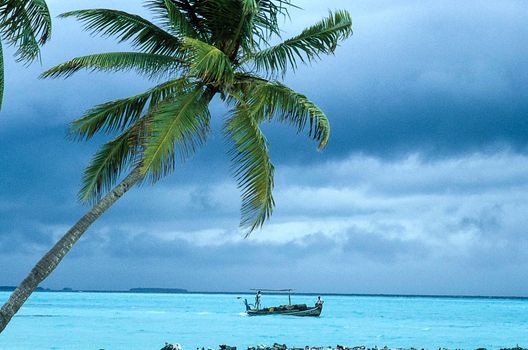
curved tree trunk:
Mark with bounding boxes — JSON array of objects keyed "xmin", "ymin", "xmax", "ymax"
[{"xmin": 0, "ymin": 168, "xmax": 143, "ymax": 333}]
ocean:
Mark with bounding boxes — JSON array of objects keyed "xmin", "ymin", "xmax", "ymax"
[{"xmin": 0, "ymin": 292, "xmax": 527, "ymax": 350}]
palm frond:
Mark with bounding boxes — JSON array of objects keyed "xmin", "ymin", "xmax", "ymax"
[
  {"xmin": 187, "ymin": 0, "xmax": 238, "ymax": 44},
  {"xmin": 250, "ymin": 10, "xmax": 352, "ymax": 76},
  {"xmin": 69, "ymin": 78, "xmax": 190, "ymax": 141},
  {"xmin": 182, "ymin": 0, "xmax": 257, "ymax": 53},
  {"xmin": 1, "ymin": 3, "xmax": 38, "ymax": 62},
  {"xmin": 0, "ymin": 40, "xmax": 3, "ymax": 109},
  {"xmin": 78, "ymin": 119, "xmax": 145, "ymax": 203},
  {"xmin": 235, "ymin": 77, "xmax": 330, "ymax": 149},
  {"xmin": 251, "ymin": 0, "xmax": 294, "ymax": 44},
  {"xmin": 145, "ymin": 0, "xmax": 201, "ymax": 39},
  {"xmin": 141, "ymin": 86, "xmax": 211, "ymax": 181},
  {"xmin": 41, "ymin": 52, "xmax": 183, "ymax": 79},
  {"xmin": 0, "ymin": 0, "xmax": 51, "ymax": 109},
  {"xmin": 163, "ymin": 0, "xmax": 210, "ymax": 39},
  {"xmin": 185, "ymin": 0, "xmax": 291, "ymax": 51},
  {"xmin": 183, "ymin": 37, "xmax": 234, "ymax": 85},
  {"xmin": 225, "ymin": 103, "xmax": 274, "ymax": 236},
  {"xmin": 19, "ymin": 0, "xmax": 50, "ymax": 42},
  {"xmin": 60, "ymin": 9, "xmax": 181, "ymax": 56},
  {"xmin": 0, "ymin": 0, "xmax": 52, "ymax": 61},
  {"xmin": 225, "ymin": 0, "xmax": 259, "ymax": 56}
]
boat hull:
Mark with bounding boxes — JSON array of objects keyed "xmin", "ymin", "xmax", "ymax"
[{"xmin": 246, "ymin": 305, "xmax": 322, "ymax": 317}]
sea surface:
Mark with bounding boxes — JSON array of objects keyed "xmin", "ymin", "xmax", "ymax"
[{"xmin": 0, "ymin": 292, "xmax": 527, "ymax": 350}]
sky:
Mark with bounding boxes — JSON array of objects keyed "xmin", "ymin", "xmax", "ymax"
[{"xmin": 1, "ymin": 0, "xmax": 528, "ymax": 296}]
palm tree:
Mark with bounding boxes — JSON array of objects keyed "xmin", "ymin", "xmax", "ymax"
[
  {"xmin": 0, "ymin": 0, "xmax": 52, "ymax": 108},
  {"xmin": 0, "ymin": 0, "xmax": 352, "ymax": 333}
]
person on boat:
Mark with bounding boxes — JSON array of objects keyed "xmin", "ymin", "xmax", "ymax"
[
  {"xmin": 255, "ymin": 290, "xmax": 261, "ymax": 310},
  {"xmin": 255, "ymin": 290, "xmax": 261, "ymax": 309},
  {"xmin": 315, "ymin": 296, "xmax": 324, "ymax": 308}
]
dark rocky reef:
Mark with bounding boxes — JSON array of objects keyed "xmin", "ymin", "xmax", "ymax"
[{"xmin": 160, "ymin": 343, "xmax": 527, "ymax": 350}]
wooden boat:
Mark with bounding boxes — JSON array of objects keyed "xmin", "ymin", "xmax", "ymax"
[{"xmin": 243, "ymin": 289, "xmax": 323, "ymax": 317}]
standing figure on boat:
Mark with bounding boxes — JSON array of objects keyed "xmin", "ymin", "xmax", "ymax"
[
  {"xmin": 315, "ymin": 296, "xmax": 324, "ymax": 308},
  {"xmin": 255, "ymin": 290, "xmax": 261, "ymax": 310}
]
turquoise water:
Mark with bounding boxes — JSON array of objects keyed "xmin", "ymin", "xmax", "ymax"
[{"xmin": 0, "ymin": 292, "xmax": 527, "ymax": 349}]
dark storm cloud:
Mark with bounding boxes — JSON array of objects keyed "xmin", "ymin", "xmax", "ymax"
[
  {"xmin": 0, "ymin": 221, "xmax": 52, "ymax": 254},
  {"xmin": 272, "ymin": 0, "xmax": 528, "ymax": 161},
  {"xmin": 2, "ymin": 0, "xmax": 528, "ymax": 160}
]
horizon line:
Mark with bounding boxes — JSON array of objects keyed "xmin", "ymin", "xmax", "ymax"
[{"xmin": 1, "ymin": 286, "xmax": 527, "ymax": 300}]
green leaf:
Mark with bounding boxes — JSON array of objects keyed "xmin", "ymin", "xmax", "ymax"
[
  {"xmin": 186, "ymin": 0, "xmax": 292, "ymax": 51},
  {"xmin": 226, "ymin": 0, "xmax": 258, "ymax": 55},
  {"xmin": 157, "ymin": 0, "xmax": 209, "ymax": 39},
  {"xmin": 186, "ymin": 0, "xmax": 239, "ymax": 44},
  {"xmin": 41, "ymin": 52, "xmax": 183, "ymax": 79},
  {"xmin": 141, "ymin": 86, "xmax": 211, "ymax": 181},
  {"xmin": 0, "ymin": 0, "xmax": 52, "ymax": 62},
  {"xmin": 145, "ymin": 0, "xmax": 201, "ymax": 39},
  {"xmin": 78, "ymin": 120, "xmax": 144, "ymax": 203},
  {"xmin": 69, "ymin": 78, "xmax": 190, "ymax": 140},
  {"xmin": 235, "ymin": 77, "xmax": 330, "ymax": 149},
  {"xmin": 1, "ymin": 3, "xmax": 39, "ymax": 62},
  {"xmin": 251, "ymin": 0, "xmax": 294, "ymax": 45},
  {"xmin": 60, "ymin": 9, "xmax": 181, "ymax": 56},
  {"xmin": 24, "ymin": 0, "xmax": 52, "ymax": 44},
  {"xmin": 0, "ymin": 40, "xmax": 3, "ymax": 110},
  {"xmin": 250, "ymin": 10, "xmax": 352, "ymax": 75},
  {"xmin": 183, "ymin": 37, "xmax": 234, "ymax": 85},
  {"xmin": 224, "ymin": 103, "xmax": 275, "ymax": 236}
]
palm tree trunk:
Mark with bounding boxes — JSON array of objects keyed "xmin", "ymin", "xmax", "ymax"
[{"xmin": 0, "ymin": 167, "xmax": 143, "ymax": 333}]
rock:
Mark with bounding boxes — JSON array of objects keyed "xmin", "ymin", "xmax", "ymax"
[
  {"xmin": 167, "ymin": 343, "xmax": 528, "ymax": 350},
  {"xmin": 220, "ymin": 345, "xmax": 237, "ymax": 350},
  {"xmin": 161, "ymin": 343, "xmax": 182, "ymax": 350}
]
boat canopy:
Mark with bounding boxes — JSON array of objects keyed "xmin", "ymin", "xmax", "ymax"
[
  {"xmin": 250, "ymin": 289, "xmax": 295, "ymax": 304},
  {"xmin": 250, "ymin": 289, "xmax": 294, "ymax": 292}
]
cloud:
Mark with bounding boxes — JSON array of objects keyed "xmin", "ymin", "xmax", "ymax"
[
  {"xmin": 2, "ymin": 1, "xmax": 528, "ymax": 296},
  {"xmin": 278, "ymin": 0, "xmax": 528, "ymax": 159},
  {"xmin": 2, "ymin": 151, "xmax": 528, "ymax": 295}
]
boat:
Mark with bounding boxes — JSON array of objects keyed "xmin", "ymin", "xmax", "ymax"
[{"xmin": 243, "ymin": 289, "xmax": 323, "ymax": 317}]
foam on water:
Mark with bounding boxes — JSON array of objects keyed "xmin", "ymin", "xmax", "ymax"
[{"xmin": 0, "ymin": 292, "xmax": 527, "ymax": 350}]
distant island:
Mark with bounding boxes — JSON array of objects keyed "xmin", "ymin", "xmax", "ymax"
[
  {"xmin": 0, "ymin": 286, "xmax": 188, "ymax": 293},
  {"xmin": 0, "ymin": 286, "xmax": 54, "ymax": 292}
]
